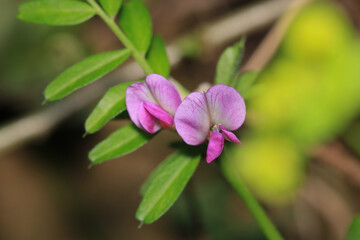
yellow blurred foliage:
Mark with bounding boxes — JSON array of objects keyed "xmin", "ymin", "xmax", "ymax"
[
  {"xmin": 235, "ymin": 136, "xmax": 304, "ymax": 204},
  {"xmin": 227, "ymin": 1, "xmax": 360, "ymax": 204}
]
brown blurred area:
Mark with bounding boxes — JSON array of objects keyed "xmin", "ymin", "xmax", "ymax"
[{"xmin": 1, "ymin": 0, "xmax": 360, "ymax": 240}]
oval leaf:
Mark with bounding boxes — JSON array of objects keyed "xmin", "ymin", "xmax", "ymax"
[
  {"xmin": 146, "ymin": 35, "xmax": 170, "ymax": 77},
  {"xmin": 89, "ymin": 123, "xmax": 152, "ymax": 164},
  {"xmin": 136, "ymin": 149, "xmax": 201, "ymax": 224},
  {"xmin": 139, "ymin": 149, "xmax": 176, "ymax": 196},
  {"xmin": 18, "ymin": 0, "xmax": 96, "ymax": 26},
  {"xmin": 118, "ymin": 0, "xmax": 152, "ymax": 54},
  {"xmin": 215, "ymin": 38, "xmax": 245, "ymax": 86},
  {"xmin": 99, "ymin": 0, "xmax": 122, "ymax": 18},
  {"xmin": 45, "ymin": 49, "xmax": 131, "ymax": 101},
  {"xmin": 235, "ymin": 71, "xmax": 259, "ymax": 98},
  {"xmin": 85, "ymin": 81, "xmax": 137, "ymax": 134},
  {"xmin": 346, "ymin": 216, "xmax": 360, "ymax": 240}
]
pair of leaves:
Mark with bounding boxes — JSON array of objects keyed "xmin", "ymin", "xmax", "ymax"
[
  {"xmin": 84, "ymin": 34, "xmax": 169, "ymax": 134},
  {"xmin": 18, "ymin": 0, "xmax": 96, "ymax": 26},
  {"xmin": 19, "ymin": 0, "xmax": 169, "ymax": 133},
  {"xmin": 83, "ymin": 36, "xmax": 168, "ymax": 133},
  {"xmin": 85, "ymin": 0, "xmax": 168, "ymax": 135},
  {"xmin": 136, "ymin": 149, "xmax": 201, "ymax": 224},
  {"xmin": 19, "ymin": 0, "xmax": 170, "ymax": 103},
  {"xmin": 17, "ymin": 0, "xmax": 131, "ymax": 102}
]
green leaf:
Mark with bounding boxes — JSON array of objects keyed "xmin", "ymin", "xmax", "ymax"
[
  {"xmin": 136, "ymin": 149, "xmax": 201, "ymax": 224},
  {"xmin": 235, "ymin": 71, "xmax": 259, "ymax": 97},
  {"xmin": 85, "ymin": 81, "xmax": 136, "ymax": 134},
  {"xmin": 99, "ymin": 0, "xmax": 122, "ymax": 18},
  {"xmin": 119, "ymin": 0, "xmax": 152, "ymax": 54},
  {"xmin": 139, "ymin": 148, "xmax": 175, "ymax": 196},
  {"xmin": 215, "ymin": 38, "xmax": 246, "ymax": 86},
  {"xmin": 18, "ymin": 0, "xmax": 96, "ymax": 26},
  {"xmin": 346, "ymin": 215, "xmax": 360, "ymax": 240},
  {"xmin": 146, "ymin": 35, "xmax": 170, "ymax": 77},
  {"xmin": 89, "ymin": 123, "xmax": 152, "ymax": 164},
  {"xmin": 44, "ymin": 49, "xmax": 131, "ymax": 101}
]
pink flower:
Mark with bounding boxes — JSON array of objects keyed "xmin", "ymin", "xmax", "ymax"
[
  {"xmin": 126, "ymin": 74, "xmax": 182, "ymax": 134},
  {"xmin": 174, "ymin": 85, "xmax": 246, "ymax": 163}
]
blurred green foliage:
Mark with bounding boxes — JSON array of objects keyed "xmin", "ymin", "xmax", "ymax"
[
  {"xmin": 169, "ymin": 177, "xmax": 267, "ymax": 240},
  {"xmin": 226, "ymin": 1, "xmax": 360, "ymax": 204},
  {"xmin": 236, "ymin": 136, "xmax": 304, "ymax": 204},
  {"xmin": 343, "ymin": 121, "xmax": 360, "ymax": 157},
  {"xmin": 346, "ymin": 215, "xmax": 360, "ymax": 240},
  {"xmin": 0, "ymin": 0, "xmax": 88, "ymax": 105}
]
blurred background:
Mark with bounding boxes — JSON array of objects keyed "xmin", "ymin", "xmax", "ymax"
[{"xmin": 1, "ymin": 0, "xmax": 360, "ymax": 239}]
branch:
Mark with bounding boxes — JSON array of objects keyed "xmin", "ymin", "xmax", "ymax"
[
  {"xmin": 0, "ymin": 0, "xmax": 293, "ymax": 154},
  {"xmin": 312, "ymin": 142, "xmax": 360, "ymax": 187},
  {"xmin": 299, "ymin": 176, "xmax": 353, "ymax": 240}
]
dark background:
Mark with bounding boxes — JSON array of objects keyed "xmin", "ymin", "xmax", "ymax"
[{"xmin": 1, "ymin": 0, "xmax": 360, "ymax": 239}]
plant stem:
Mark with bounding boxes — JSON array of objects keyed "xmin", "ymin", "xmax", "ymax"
[
  {"xmin": 86, "ymin": 0, "xmax": 153, "ymax": 74},
  {"xmin": 221, "ymin": 159, "xmax": 284, "ymax": 240}
]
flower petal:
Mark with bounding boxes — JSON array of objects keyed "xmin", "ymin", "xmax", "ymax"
[
  {"xmin": 205, "ymin": 84, "xmax": 246, "ymax": 131},
  {"xmin": 174, "ymin": 92, "xmax": 210, "ymax": 145},
  {"xmin": 206, "ymin": 131, "xmax": 224, "ymax": 163},
  {"xmin": 143, "ymin": 101, "xmax": 174, "ymax": 126},
  {"xmin": 219, "ymin": 125, "xmax": 241, "ymax": 145},
  {"xmin": 145, "ymin": 74, "xmax": 182, "ymax": 116},
  {"xmin": 138, "ymin": 102, "xmax": 161, "ymax": 134},
  {"xmin": 126, "ymin": 82, "xmax": 156, "ymax": 129}
]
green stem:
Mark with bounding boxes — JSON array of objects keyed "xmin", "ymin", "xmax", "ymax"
[
  {"xmin": 87, "ymin": 0, "xmax": 153, "ymax": 74},
  {"xmin": 221, "ymin": 160, "xmax": 284, "ymax": 240}
]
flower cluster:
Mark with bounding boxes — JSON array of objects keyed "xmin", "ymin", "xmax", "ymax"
[{"xmin": 126, "ymin": 74, "xmax": 246, "ymax": 163}]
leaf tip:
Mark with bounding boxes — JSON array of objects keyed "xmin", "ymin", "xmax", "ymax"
[
  {"xmin": 84, "ymin": 120, "xmax": 96, "ymax": 135},
  {"xmin": 137, "ymin": 221, "xmax": 144, "ymax": 229},
  {"xmin": 17, "ymin": 13, "xmax": 24, "ymax": 21},
  {"xmin": 16, "ymin": 3, "xmax": 26, "ymax": 19},
  {"xmin": 89, "ymin": 154, "xmax": 96, "ymax": 164},
  {"xmin": 43, "ymin": 87, "xmax": 54, "ymax": 102}
]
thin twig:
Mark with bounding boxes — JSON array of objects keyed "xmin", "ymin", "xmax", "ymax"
[
  {"xmin": 243, "ymin": 0, "xmax": 312, "ymax": 71},
  {"xmin": 312, "ymin": 142, "xmax": 360, "ymax": 187},
  {"xmin": 299, "ymin": 176, "xmax": 353, "ymax": 240}
]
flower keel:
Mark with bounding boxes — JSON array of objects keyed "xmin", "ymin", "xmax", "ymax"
[
  {"xmin": 126, "ymin": 74, "xmax": 182, "ymax": 134},
  {"xmin": 206, "ymin": 130, "xmax": 225, "ymax": 163},
  {"xmin": 175, "ymin": 84, "xmax": 246, "ymax": 163}
]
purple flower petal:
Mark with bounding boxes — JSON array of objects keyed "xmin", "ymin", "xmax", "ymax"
[
  {"xmin": 219, "ymin": 125, "xmax": 241, "ymax": 145},
  {"xmin": 126, "ymin": 82, "xmax": 156, "ymax": 129},
  {"xmin": 206, "ymin": 130, "xmax": 224, "ymax": 163},
  {"xmin": 143, "ymin": 101, "xmax": 174, "ymax": 126},
  {"xmin": 174, "ymin": 92, "xmax": 210, "ymax": 145},
  {"xmin": 138, "ymin": 102, "xmax": 161, "ymax": 134},
  {"xmin": 145, "ymin": 74, "xmax": 182, "ymax": 116},
  {"xmin": 205, "ymin": 85, "xmax": 246, "ymax": 131}
]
